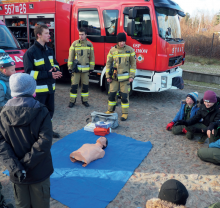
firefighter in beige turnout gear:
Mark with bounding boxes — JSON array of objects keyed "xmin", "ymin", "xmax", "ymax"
[
  {"xmin": 105, "ymin": 33, "xmax": 136, "ymax": 121},
  {"xmin": 68, "ymin": 28, "xmax": 95, "ymax": 108}
]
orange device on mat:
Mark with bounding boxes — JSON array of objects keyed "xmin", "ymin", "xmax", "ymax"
[{"xmin": 94, "ymin": 127, "xmax": 110, "ymax": 136}]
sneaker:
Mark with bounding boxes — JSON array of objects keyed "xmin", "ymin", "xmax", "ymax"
[
  {"xmin": 82, "ymin": 102, "xmax": 90, "ymax": 107},
  {"xmin": 105, "ymin": 111, "xmax": 114, "ymax": 114},
  {"xmin": 68, "ymin": 102, "xmax": 75, "ymax": 108},
  {"xmin": 53, "ymin": 131, "xmax": 60, "ymax": 138},
  {"xmin": 198, "ymin": 137, "xmax": 207, "ymax": 144},
  {"xmin": 120, "ymin": 114, "xmax": 128, "ymax": 121}
]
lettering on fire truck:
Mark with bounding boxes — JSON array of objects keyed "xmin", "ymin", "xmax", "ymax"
[
  {"xmin": 12, "ymin": 56, "xmax": 23, "ymax": 62},
  {"xmin": 4, "ymin": 4, "xmax": 26, "ymax": 15},
  {"xmin": 172, "ymin": 47, "xmax": 184, "ymax": 54},
  {"xmin": 133, "ymin": 43, "xmax": 148, "ymax": 54}
]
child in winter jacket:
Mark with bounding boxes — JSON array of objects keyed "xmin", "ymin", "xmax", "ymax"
[
  {"xmin": 146, "ymin": 179, "xmax": 188, "ymax": 208},
  {"xmin": 176, "ymin": 90, "xmax": 220, "ymax": 144},
  {"xmin": 0, "ymin": 73, "xmax": 53, "ymax": 208},
  {"xmin": 166, "ymin": 92, "xmax": 199, "ymax": 135},
  {"xmin": 0, "ymin": 49, "xmax": 16, "ymax": 108}
]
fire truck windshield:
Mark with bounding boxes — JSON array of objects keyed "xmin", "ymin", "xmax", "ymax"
[
  {"xmin": 155, "ymin": 7, "xmax": 181, "ymax": 40},
  {"xmin": 0, "ymin": 25, "xmax": 21, "ymax": 49}
]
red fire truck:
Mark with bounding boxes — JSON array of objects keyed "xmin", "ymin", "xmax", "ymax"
[{"xmin": 0, "ymin": 0, "xmax": 185, "ymax": 93}]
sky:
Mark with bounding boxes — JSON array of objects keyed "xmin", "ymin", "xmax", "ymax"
[{"xmin": 174, "ymin": 0, "xmax": 220, "ymax": 17}]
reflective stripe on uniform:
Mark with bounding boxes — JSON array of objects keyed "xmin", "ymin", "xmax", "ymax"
[
  {"xmin": 35, "ymin": 85, "xmax": 49, "ymax": 93},
  {"xmin": 90, "ymin": 62, "xmax": 95, "ymax": 65},
  {"xmin": 48, "ymin": 56, "xmax": 54, "ymax": 66},
  {"xmin": 131, "ymin": 52, "xmax": 135, "ymax": 56},
  {"xmin": 53, "ymin": 83, "xmax": 55, "ymax": 90},
  {"xmin": 121, "ymin": 102, "xmax": 129, "ymax": 108},
  {"xmin": 30, "ymin": 70, "xmax": 39, "ymax": 80},
  {"xmin": 54, "ymin": 64, "xmax": 60, "ymax": 70},
  {"xmin": 113, "ymin": 54, "xmax": 130, "ymax": 58},
  {"xmin": 75, "ymin": 47, "xmax": 91, "ymax": 50},
  {"xmin": 91, "ymin": 47, "xmax": 94, "ymax": 50},
  {"xmin": 70, "ymin": 93, "xmax": 77, "ymax": 98},
  {"xmin": 117, "ymin": 73, "xmax": 130, "ymax": 81},
  {"xmin": 106, "ymin": 69, "xmax": 110, "ymax": 73},
  {"xmin": 34, "ymin": 58, "xmax": 44, "ymax": 66},
  {"xmin": 81, "ymin": 92, "xmax": 89, "ymax": 97},
  {"xmin": 77, "ymin": 65, "xmax": 90, "ymax": 72},
  {"xmin": 108, "ymin": 101, "xmax": 116, "ymax": 106},
  {"xmin": 70, "ymin": 46, "xmax": 74, "ymax": 50},
  {"xmin": 130, "ymin": 69, "xmax": 136, "ymax": 73},
  {"xmin": 107, "ymin": 53, "xmax": 112, "ymax": 58},
  {"xmin": 68, "ymin": 62, "xmax": 73, "ymax": 65}
]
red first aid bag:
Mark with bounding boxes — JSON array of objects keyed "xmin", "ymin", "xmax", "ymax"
[{"xmin": 94, "ymin": 127, "xmax": 110, "ymax": 136}]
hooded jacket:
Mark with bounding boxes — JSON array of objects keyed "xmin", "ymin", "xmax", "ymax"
[
  {"xmin": 146, "ymin": 198, "xmax": 186, "ymax": 208},
  {"xmin": 0, "ymin": 71, "xmax": 11, "ymax": 107},
  {"xmin": 173, "ymin": 101, "xmax": 199, "ymax": 123},
  {"xmin": 0, "ymin": 96, "xmax": 53, "ymax": 184},
  {"xmin": 186, "ymin": 97, "xmax": 220, "ymax": 128}
]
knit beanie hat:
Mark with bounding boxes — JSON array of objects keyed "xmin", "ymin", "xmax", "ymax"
[
  {"xmin": 9, "ymin": 73, "xmax": 36, "ymax": 97},
  {"xmin": 117, "ymin": 32, "xmax": 126, "ymax": 43},
  {"xmin": 158, "ymin": 179, "xmax": 189, "ymax": 205},
  {"xmin": 0, "ymin": 49, "xmax": 15, "ymax": 69},
  {"xmin": 203, "ymin": 90, "xmax": 217, "ymax": 103},
  {"xmin": 186, "ymin": 91, "xmax": 198, "ymax": 103}
]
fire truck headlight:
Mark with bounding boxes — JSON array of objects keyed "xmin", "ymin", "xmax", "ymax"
[{"xmin": 161, "ymin": 76, "xmax": 167, "ymax": 88}]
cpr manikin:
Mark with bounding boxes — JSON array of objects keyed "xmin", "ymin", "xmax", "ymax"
[{"xmin": 70, "ymin": 137, "xmax": 108, "ymax": 167}]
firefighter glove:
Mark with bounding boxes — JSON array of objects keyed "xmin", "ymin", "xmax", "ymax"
[{"xmin": 166, "ymin": 121, "xmax": 174, "ymax": 131}]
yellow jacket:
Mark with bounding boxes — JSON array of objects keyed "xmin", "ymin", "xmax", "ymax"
[
  {"xmin": 68, "ymin": 39, "xmax": 95, "ymax": 72},
  {"xmin": 106, "ymin": 44, "xmax": 136, "ymax": 81}
]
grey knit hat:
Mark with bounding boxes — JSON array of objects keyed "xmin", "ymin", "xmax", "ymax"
[{"xmin": 9, "ymin": 73, "xmax": 36, "ymax": 97}]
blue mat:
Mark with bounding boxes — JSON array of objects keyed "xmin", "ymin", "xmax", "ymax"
[{"xmin": 4, "ymin": 129, "xmax": 152, "ymax": 208}]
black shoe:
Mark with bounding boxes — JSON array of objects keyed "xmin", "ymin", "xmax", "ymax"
[
  {"xmin": 82, "ymin": 102, "xmax": 90, "ymax": 107},
  {"xmin": 69, "ymin": 102, "xmax": 75, "ymax": 108},
  {"xmin": 53, "ymin": 131, "xmax": 60, "ymax": 138}
]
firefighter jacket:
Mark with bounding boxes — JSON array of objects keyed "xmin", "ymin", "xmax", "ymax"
[
  {"xmin": 106, "ymin": 44, "xmax": 136, "ymax": 82},
  {"xmin": 23, "ymin": 41, "xmax": 60, "ymax": 94},
  {"xmin": 68, "ymin": 39, "xmax": 95, "ymax": 72}
]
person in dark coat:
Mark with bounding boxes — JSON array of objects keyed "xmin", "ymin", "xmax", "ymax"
[
  {"xmin": 176, "ymin": 90, "xmax": 220, "ymax": 144},
  {"xmin": 0, "ymin": 73, "xmax": 53, "ymax": 208}
]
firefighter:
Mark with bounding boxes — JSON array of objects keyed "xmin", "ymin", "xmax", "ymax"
[
  {"xmin": 68, "ymin": 28, "xmax": 95, "ymax": 108},
  {"xmin": 105, "ymin": 33, "xmax": 136, "ymax": 121},
  {"xmin": 23, "ymin": 24, "xmax": 62, "ymax": 138}
]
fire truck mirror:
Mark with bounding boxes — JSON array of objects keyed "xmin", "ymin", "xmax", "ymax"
[
  {"xmin": 127, "ymin": 20, "xmax": 135, "ymax": 36},
  {"xmin": 128, "ymin": 8, "xmax": 137, "ymax": 19}
]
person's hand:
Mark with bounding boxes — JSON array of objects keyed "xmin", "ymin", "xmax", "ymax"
[
  {"xmin": 15, "ymin": 170, "xmax": 26, "ymax": 182},
  {"xmin": 49, "ymin": 68, "xmax": 53, "ymax": 72},
  {"xmin": 129, "ymin": 78, "xmax": 134, "ymax": 82},
  {"xmin": 166, "ymin": 121, "xmax": 174, "ymax": 131},
  {"xmin": 107, "ymin": 78, "xmax": 112, "ymax": 83},
  {"xmin": 175, "ymin": 120, "xmax": 188, "ymax": 126},
  {"xmin": 52, "ymin": 71, "xmax": 62, "ymax": 79}
]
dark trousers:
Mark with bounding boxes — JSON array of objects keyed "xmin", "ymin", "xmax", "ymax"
[
  {"xmin": 35, "ymin": 93, "xmax": 54, "ymax": 119},
  {"xmin": 0, "ymin": 182, "xmax": 4, "ymax": 206},
  {"xmin": 12, "ymin": 178, "xmax": 50, "ymax": 208}
]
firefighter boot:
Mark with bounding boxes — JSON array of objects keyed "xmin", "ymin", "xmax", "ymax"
[
  {"xmin": 105, "ymin": 111, "xmax": 114, "ymax": 114},
  {"xmin": 121, "ymin": 114, "xmax": 128, "ymax": 121},
  {"xmin": 82, "ymin": 102, "xmax": 90, "ymax": 107},
  {"xmin": 69, "ymin": 102, "xmax": 75, "ymax": 108},
  {"xmin": 53, "ymin": 131, "xmax": 60, "ymax": 138}
]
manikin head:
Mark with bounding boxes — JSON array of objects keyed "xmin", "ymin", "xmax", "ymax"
[
  {"xmin": 117, "ymin": 32, "xmax": 126, "ymax": 48},
  {"xmin": 79, "ymin": 28, "xmax": 87, "ymax": 41},
  {"xmin": 34, "ymin": 24, "xmax": 50, "ymax": 44},
  {"xmin": 203, "ymin": 90, "xmax": 217, "ymax": 109},
  {"xmin": 96, "ymin": 137, "xmax": 108, "ymax": 149}
]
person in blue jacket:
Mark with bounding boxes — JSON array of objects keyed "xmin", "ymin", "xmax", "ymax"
[
  {"xmin": 166, "ymin": 92, "xmax": 199, "ymax": 136},
  {"xmin": 197, "ymin": 120, "xmax": 220, "ymax": 165}
]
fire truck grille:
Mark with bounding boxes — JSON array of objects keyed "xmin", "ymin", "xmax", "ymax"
[{"xmin": 169, "ymin": 56, "xmax": 183, "ymax": 66}]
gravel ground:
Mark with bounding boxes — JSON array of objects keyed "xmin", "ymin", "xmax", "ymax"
[{"xmin": 1, "ymin": 81, "xmax": 220, "ymax": 208}]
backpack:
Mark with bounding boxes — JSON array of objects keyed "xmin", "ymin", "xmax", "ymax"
[
  {"xmin": 91, "ymin": 111, "xmax": 119, "ymax": 129},
  {"xmin": 0, "ymin": 80, "xmax": 7, "ymax": 94}
]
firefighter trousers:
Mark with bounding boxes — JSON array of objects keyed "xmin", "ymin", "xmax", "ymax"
[
  {"xmin": 70, "ymin": 72, "xmax": 89, "ymax": 103},
  {"xmin": 108, "ymin": 80, "xmax": 130, "ymax": 114}
]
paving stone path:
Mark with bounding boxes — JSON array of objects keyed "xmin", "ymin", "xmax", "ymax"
[{"xmin": 1, "ymin": 81, "xmax": 220, "ymax": 208}]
